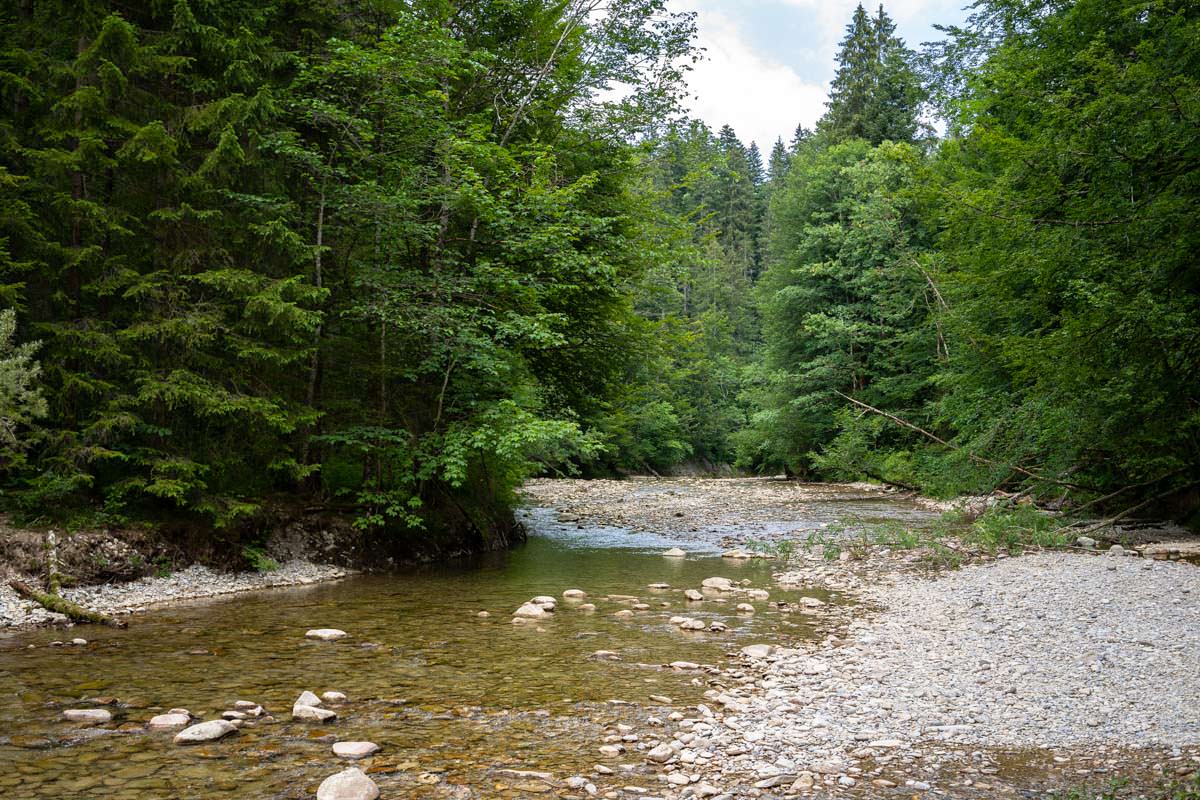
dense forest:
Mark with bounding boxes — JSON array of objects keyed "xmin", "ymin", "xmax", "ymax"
[{"xmin": 1, "ymin": 0, "xmax": 1198, "ymax": 548}]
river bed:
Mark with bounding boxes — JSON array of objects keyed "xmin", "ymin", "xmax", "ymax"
[{"xmin": 0, "ymin": 505, "xmax": 860, "ymax": 799}]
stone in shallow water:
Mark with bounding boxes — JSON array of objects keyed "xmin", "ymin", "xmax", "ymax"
[
  {"xmin": 684, "ymin": 589, "xmax": 704, "ymax": 601},
  {"xmin": 321, "ymin": 691, "xmax": 347, "ymax": 704},
  {"xmin": 662, "ymin": 548, "xmax": 686, "ymax": 557},
  {"xmin": 306, "ymin": 629, "xmax": 348, "ymax": 641},
  {"xmin": 701, "ymin": 577, "xmax": 732, "ymax": 591},
  {"xmin": 62, "ymin": 709, "xmax": 111, "ymax": 725},
  {"xmin": 293, "ymin": 705, "xmax": 337, "ymax": 723},
  {"xmin": 148, "ymin": 713, "xmax": 191, "ymax": 729},
  {"xmin": 317, "ymin": 767, "xmax": 380, "ymax": 800},
  {"xmin": 513, "ymin": 603, "xmax": 548, "ymax": 619},
  {"xmin": 563, "ymin": 589, "xmax": 587, "ymax": 599},
  {"xmin": 295, "ymin": 691, "xmax": 322, "ymax": 708},
  {"xmin": 332, "ymin": 741, "xmax": 380, "ymax": 759},
  {"xmin": 173, "ymin": 720, "xmax": 237, "ymax": 745},
  {"xmin": 736, "ymin": 603, "xmax": 755, "ymax": 613}
]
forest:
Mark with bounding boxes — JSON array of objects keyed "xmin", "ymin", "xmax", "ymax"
[{"xmin": 1, "ymin": 0, "xmax": 1198, "ymax": 547}]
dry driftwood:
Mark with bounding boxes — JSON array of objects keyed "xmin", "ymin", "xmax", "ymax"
[{"xmin": 8, "ymin": 579, "xmax": 127, "ymax": 628}]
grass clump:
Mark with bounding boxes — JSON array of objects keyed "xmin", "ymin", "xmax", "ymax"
[{"xmin": 241, "ymin": 544, "xmax": 279, "ymax": 573}]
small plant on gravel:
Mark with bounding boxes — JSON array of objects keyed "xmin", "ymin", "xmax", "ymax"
[
  {"xmin": 241, "ymin": 544, "xmax": 279, "ymax": 573},
  {"xmin": 744, "ymin": 538, "xmax": 798, "ymax": 560},
  {"xmin": 966, "ymin": 505, "xmax": 1074, "ymax": 554}
]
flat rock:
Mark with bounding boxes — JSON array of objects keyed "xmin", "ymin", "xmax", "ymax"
[
  {"xmin": 148, "ymin": 713, "xmax": 191, "ymax": 728},
  {"xmin": 563, "ymin": 589, "xmax": 587, "ymax": 598},
  {"xmin": 173, "ymin": 720, "xmax": 237, "ymax": 745},
  {"xmin": 701, "ymin": 577, "xmax": 732, "ymax": 591},
  {"xmin": 662, "ymin": 548, "xmax": 687, "ymax": 557},
  {"xmin": 317, "ymin": 767, "xmax": 380, "ymax": 800},
  {"xmin": 306, "ymin": 629, "xmax": 348, "ymax": 641},
  {"xmin": 740, "ymin": 644, "xmax": 774, "ymax": 659},
  {"xmin": 293, "ymin": 705, "xmax": 338, "ymax": 723},
  {"xmin": 62, "ymin": 709, "xmax": 112, "ymax": 725},
  {"xmin": 332, "ymin": 741, "xmax": 380, "ymax": 759}
]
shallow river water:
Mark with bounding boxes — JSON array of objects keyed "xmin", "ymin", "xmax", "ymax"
[{"xmin": 0, "ymin": 500, "xmax": 928, "ymax": 799}]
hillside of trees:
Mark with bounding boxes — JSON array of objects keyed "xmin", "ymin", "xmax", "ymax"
[{"xmin": 2, "ymin": 0, "xmax": 1197, "ymax": 549}]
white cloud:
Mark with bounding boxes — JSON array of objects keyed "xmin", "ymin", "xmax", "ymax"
[{"xmin": 677, "ymin": 5, "xmax": 828, "ymax": 152}]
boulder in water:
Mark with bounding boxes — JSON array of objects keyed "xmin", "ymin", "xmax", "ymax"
[
  {"xmin": 317, "ymin": 767, "xmax": 380, "ymax": 800},
  {"xmin": 174, "ymin": 720, "xmax": 237, "ymax": 745}
]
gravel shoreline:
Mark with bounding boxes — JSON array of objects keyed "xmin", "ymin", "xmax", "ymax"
[
  {"xmin": 624, "ymin": 550, "xmax": 1200, "ymax": 797},
  {"xmin": 1, "ymin": 560, "xmax": 349, "ymax": 628}
]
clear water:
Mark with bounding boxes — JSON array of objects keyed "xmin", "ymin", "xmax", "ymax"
[{"xmin": 0, "ymin": 505, "xmax": 858, "ymax": 799}]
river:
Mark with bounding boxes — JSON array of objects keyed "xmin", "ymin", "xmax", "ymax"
[{"xmin": 0, "ymin": 493, "xmax": 936, "ymax": 799}]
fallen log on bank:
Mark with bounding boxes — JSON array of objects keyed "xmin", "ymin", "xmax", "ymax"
[{"xmin": 7, "ymin": 580, "xmax": 127, "ymax": 629}]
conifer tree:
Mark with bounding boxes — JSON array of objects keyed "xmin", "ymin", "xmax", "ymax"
[{"xmin": 820, "ymin": 3, "xmax": 922, "ymax": 145}]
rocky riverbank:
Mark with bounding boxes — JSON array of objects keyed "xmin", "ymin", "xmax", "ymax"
[
  {"xmin": 1, "ymin": 561, "xmax": 349, "ymax": 628},
  {"xmin": 515, "ymin": 479, "xmax": 1200, "ymax": 798}
]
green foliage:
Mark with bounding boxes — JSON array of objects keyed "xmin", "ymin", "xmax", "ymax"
[
  {"xmin": 923, "ymin": 0, "xmax": 1200, "ymax": 504},
  {"xmin": 0, "ymin": 0, "xmax": 700, "ymax": 535},
  {"xmin": 743, "ymin": 139, "xmax": 937, "ymax": 476},
  {"xmin": 0, "ymin": 308, "xmax": 46, "ymax": 467},
  {"xmin": 241, "ymin": 544, "xmax": 279, "ymax": 573}
]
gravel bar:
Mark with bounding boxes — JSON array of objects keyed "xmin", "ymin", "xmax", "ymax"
[
  {"xmin": 691, "ymin": 552, "xmax": 1198, "ymax": 785},
  {"xmin": 2, "ymin": 561, "xmax": 348, "ymax": 627}
]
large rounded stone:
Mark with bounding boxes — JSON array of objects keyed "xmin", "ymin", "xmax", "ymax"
[
  {"xmin": 513, "ymin": 602, "xmax": 548, "ymax": 619},
  {"xmin": 317, "ymin": 767, "xmax": 380, "ymax": 800},
  {"xmin": 173, "ymin": 720, "xmax": 237, "ymax": 745}
]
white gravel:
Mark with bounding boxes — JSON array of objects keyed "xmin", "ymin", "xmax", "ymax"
[
  {"xmin": 62, "ymin": 561, "xmax": 348, "ymax": 616},
  {"xmin": 0, "ymin": 582, "xmax": 68, "ymax": 627},
  {"xmin": 0, "ymin": 561, "xmax": 348, "ymax": 626},
  {"xmin": 670, "ymin": 551, "xmax": 1199, "ymax": 794}
]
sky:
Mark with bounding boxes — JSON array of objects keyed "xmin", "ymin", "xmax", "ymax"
[{"xmin": 671, "ymin": 0, "xmax": 971, "ymax": 152}]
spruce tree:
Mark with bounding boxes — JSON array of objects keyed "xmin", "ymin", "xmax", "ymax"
[{"xmin": 820, "ymin": 3, "xmax": 922, "ymax": 145}]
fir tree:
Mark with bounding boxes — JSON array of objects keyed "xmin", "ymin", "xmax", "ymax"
[{"xmin": 820, "ymin": 4, "xmax": 922, "ymax": 145}]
